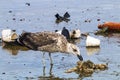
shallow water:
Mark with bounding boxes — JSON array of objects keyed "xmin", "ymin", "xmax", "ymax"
[{"xmin": 0, "ymin": 0, "xmax": 120, "ymax": 80}]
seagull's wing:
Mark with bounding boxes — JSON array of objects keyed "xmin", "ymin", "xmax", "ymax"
[{"xmin": 18, "ymin": 32, "xmax": 57, "ymax": 50}]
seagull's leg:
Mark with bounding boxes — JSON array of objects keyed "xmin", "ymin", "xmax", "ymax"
[
  {"xmin": 49, "ymin": 53, "xmax": 53, "ymax": 65},
  {"xmin": 42, "ymin": 52, "xmax": 46, "ymax": 76},
  {"xmin": 49, "ymin": 53, "xmax": 53, "ymax": 76},
  {"xmin": 49, "ymin": 61, "xmax": 53, "ymax": 76}
]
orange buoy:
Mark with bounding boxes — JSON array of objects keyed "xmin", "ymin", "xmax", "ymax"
[{"xmin": 98, "ymin": 22, "xmax": 120, "ymax": 30}]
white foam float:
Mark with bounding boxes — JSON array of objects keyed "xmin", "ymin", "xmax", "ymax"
[
  {"xmin": 1, "ymin": 29, "xmax": 18, "ymax": 42},
  {"xmin": 86, "ymin": 35, "xmax": 100, "ymax": 47},
  {"xmin": 70, "ymin": 29, "xmax": 81, "ymax": 39}
]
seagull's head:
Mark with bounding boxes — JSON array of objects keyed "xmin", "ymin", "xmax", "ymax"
[{"xmin": 67, "ymin": 43, "xmax": 83, "ymax": 61}]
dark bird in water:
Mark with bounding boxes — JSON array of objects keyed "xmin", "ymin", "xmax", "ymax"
[
  {"xmin": 17, "ymin": 31, "xmax": 83, "ymax": 61},
  {"xmin": 63, "ymin": 12, "xmax": 70, "ymax": 18},
  {"xmin": 61, "ymin": 27, "xmax": 70, "ymax": 39},
  {"xmin": 55, "ymin": 27, "xmax": 70, "ymax": 39},
  {"xmin": 55, "ymin": 13, "xmax": 63, "ymax": 20},
  {"xmin": 55, "ymin": 12, "xmax": 70, "ymax": 23}
]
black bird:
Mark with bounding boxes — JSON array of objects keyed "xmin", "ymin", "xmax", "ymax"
[
  {"xmin": 63, "ymin": 12, "xmax": 70, "ymax": 18},
  {"xmin": 55, "ymin": 13, "xmax": 63, "ymax": 20},
  {"xmin": 61, "ymin": 27, "xmax": 70, "ymax": 39},
  {"xmin": 55, "ymin": 12, "xmax": 70, "ymax": 23}
]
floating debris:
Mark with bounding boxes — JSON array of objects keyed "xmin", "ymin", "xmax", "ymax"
[
  {"xmin": 98, "ymin": 22, "xmax": 120, "ymax": 32},
  {"xmin": 86, "ymin": 35, "xmax": 100, "ymax": 47},
  {"xmin": 65, "ymin": 60, "xmax": 108, "ymax": 77},
  {"xmin": 55, "ymin": 12, "xmax": 70, "ymax": 24},
  {"xmin": 95, "ymin": 21, "xmax": 120, "ymax": 35},
  {"xmin": 70, "ymin": 29, "xmax": 81, "ymax": 39},
  {"xmin": 25, "ymin": 3, "xmax": 30, "ymax": 6},
  {"xmin": 94, "ymin": 28, "xmax": 109, "ymax": 36},
  {"xmin": 1, "ymin": 29, "xmax": 18, "ymax": 42}
]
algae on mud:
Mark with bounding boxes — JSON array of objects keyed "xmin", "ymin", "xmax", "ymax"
[{"xmin": 65, "ymin": 60, "xmax": 108, "ymax": 77}]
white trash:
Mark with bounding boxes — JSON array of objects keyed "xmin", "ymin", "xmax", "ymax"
[
  {"xmin": 1, "ymin": 29, "xmax": 18, "ymax": 42},
  {"xmin": 86, "ymin": 35, "xmax": 100, "ymax": 47},
  {"xmin": 70, "ymin": 29, "xmax": 81, "ymax": 39}
]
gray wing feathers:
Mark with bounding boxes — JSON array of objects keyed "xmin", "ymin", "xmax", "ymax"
[{"xmin": 19, "ymin": 32, "xmax": 57, "ymax": 50}]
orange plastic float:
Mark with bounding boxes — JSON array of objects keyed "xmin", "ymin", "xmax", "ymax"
[{"xmin": 98, "ymin": 22, "xmax": 120, "ymax": 30}]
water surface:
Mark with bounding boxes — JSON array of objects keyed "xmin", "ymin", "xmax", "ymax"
[{"xmin": 0, "ymin": 0, "xmax": 120, "ymax": 80}]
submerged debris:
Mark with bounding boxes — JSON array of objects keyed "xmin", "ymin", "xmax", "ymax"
[{"xmin": 65, "ymin": 60, "xmax": 108, "ymax": 77}]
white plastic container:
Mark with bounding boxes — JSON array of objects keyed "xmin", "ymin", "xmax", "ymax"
[
  {"xmin": 1, "ymin": 29, "xmax": 18, "ymax": 42},
  {"xmin": 86, "ymin": 36, "xmax": 100, "ymax": 47}
]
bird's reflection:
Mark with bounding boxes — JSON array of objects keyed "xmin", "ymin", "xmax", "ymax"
[
  {"xmin": 2, "ymin": 42, "xmax": 29, "ymax": 55},
  {"xmin": 86, "ymin": 47, "xmax": 100, "ymax": 56}
]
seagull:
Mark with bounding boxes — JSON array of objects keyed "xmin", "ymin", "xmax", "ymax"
[{"xmin": 17, "ymin": 31, "xmax": 83, "ymax": 61}]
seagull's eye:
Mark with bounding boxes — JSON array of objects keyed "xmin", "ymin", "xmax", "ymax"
[{"xmin": 73, "ymin": 49, "xmax": 77, "ymax": 52}]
